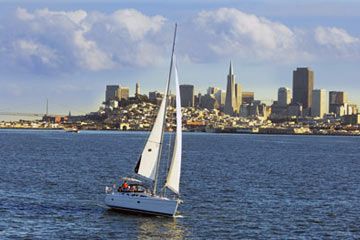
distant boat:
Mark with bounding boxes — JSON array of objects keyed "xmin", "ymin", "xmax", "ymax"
[
  {"xmin": 64, "ymin": 127, "xmax": 79, "ymax": 133},
  {"xmin": 104, "ymin": 24, "xmax": 182, "ymax": 217}
]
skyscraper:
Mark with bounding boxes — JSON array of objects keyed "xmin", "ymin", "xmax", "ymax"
[
  {"xmin": 180, "ymin": 84, "xmax": 194, "ymax": 107},
  {"xmin": 278, "ymin": 87, "xmax": 291, "ymax": 107},
  {"xmin": 199, "ymin": 94, "xmax": 219, "ymax": 110},
  {"xmin": 105, "ymin": 85, "xmax": 120, "ymax": 102},
  {"xmin": 292, "ymin": 67, "xmax": 314, "ymax": 109},
  {"xmin": 311, "ymin": 89, "xmax": 328, "ymax": 117},
  {"xmin": 105, "ymin": 85, "xmax": 129, "ymax": 102},
  {"xmin": 207, "ymin": 87, "xmax": 220, "ymax": 95},
  {"xmin": 224, "ymin": 62, "xmax": 237, "ymax": 115},
  {"xmin": 329, "ymin": 91, "xmax": 348, "ymax": 113},
  {"xmin": 215, "ymin": 90, "xmax": 226, "ymax": 106},
  {"xmin": 235, "ymin": 83, "xmax": 242, "ymax": 113}
]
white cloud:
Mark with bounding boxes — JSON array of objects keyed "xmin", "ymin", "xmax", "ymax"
[
  {"xmin": 15, "ymin": 40, "xmax": 58, "ymax": 65},
  {"xmin": 1, "ymin": 7, "xmax": 360, "ymax": 74},
  {"xmin": 313, "ymin": 26, "xmax": 360, "ymax": 58},
  {"xmin": 73, "ymin": 30, "xmax": 114, "ymax": 71},
  {"xmin": 315, "ymin": 26, "xmax": 359, "ymax": 48},
  {"xmin": 16, "ymin": 8, "xmax": 34, "ymax": 21},
  {"xmin": 0, "ymin": 7, "xmax": 168, "ymax": 73},
  {"xmin": 111, "ymin": 9, "xmax": 165, "ymax": 41},
  {"xmin": 193, "ymin": 8, "xmax": 300, "ymax": 61}
]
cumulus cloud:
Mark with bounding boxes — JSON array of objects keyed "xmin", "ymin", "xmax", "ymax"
[
  {"xmin": 314, "ymin": 26, "xmax": 360, "ymax": 58},
  {"xmin": 315, "ymin": 27, "xmax": 359, "ymax": 47},
  {"xmin": 193, "ymin": 8, "xmax": 300, "ymax": 61},
  {"xmin": 1, "ymin": 7, "xmax": 360, "ymax": 74},
  {"xmin": 14, "ymin": 39, "xmax": 58, "ymax": 66},
  {"xmin": 0, "ymin": 7, "xmax": 167, "ymax": 73}
]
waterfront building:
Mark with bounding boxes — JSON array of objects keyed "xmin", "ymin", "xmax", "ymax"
[
  {"xmin": 270, "ymin": 102, "xmax": 288, "ymax": 119},
  {"xmin": 342, "ymin": 113, "xmax": 360, "ymax": 125},
  {"xmin": 105, "ymin": 85, "xmax": 120, "ymax": 102},
  {"xmin": 288, "ymin": 102, "xmax": 303, "ymax": 117},
  {"xmin": 240, "ymin": 101, "xmax": 269, "ymax": 119},
  {"xmin": 346, "ymin": 104, "xmax": 358, "ymax": 115},
  {"xmin": 333, "ymin": 103, "xmax": 358, "ymax": 117},
  {"xmin": 329, "ymin": 91, "xmax": 348, "ymax": 114},
  {"xmin": 240, "ymin": 103, "xmax": 249, "ymax": 117},
  {"xmin": 278, "ymin": 87, "xmax": 291, "ymax": 107},
  {"xmin": 242, "ymin": 92, "xmax": 254, "ymax": 104},
  {"xmin": 292, "ymin": 67, "xmax": 314, "ymax": 110},
  {"xmin": 311, "ymin": 89, "xmax": 328, "ymax": 118},
  {"xmin": 180, "ymin": 84, "xmax": 194, "ymax": 107}
]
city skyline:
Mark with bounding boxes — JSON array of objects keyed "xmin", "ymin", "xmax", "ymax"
[{"xmin": 1, "ymin": 0, "xmax": 360, "ymax": 120}]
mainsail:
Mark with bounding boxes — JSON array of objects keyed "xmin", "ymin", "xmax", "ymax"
[
  {"xmin": 135, "ymin": 81, "xmax": 169, "ymax": 180},
  {"xmin": 165, "ymin": 58, "xmax": 182, "ymax": 194}
]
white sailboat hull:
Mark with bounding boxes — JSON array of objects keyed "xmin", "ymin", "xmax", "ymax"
[{"xmin": 105, "ymin": 192, "xmax": 179, "ymax": 216}]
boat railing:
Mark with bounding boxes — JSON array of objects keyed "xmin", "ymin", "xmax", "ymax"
[{"xmin": 105, "ymin": 186, "xmax": 114, "ymax": 194}]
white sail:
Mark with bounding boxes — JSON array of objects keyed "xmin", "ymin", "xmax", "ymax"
[
  {"xmin": 135, "ymin": 82, "xmax": 169, "ymax": 180},
  {"xmin": 165, "ymin": 59, "xmax": 182, "ymax": 194}
]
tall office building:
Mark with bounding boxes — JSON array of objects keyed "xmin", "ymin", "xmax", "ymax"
[
  {"xmin": 215, "ymin": 90, "xmax": 226, "ymax": 106},
  {"xmin": 105, "ymin": 85, "xmax": 120, "ymax": 102},
  {"xmin": 105, "ymin": 85, "xmax": 129, "ymax": 102},
  {"xmin": 224, "ymin": 62, "xmax": 237, "ymax": 115},
  {"xmin": 329, "ymin": 91, "xmax": 348, "ymax": 113},
  {"xmin": 207, "ymin": 87, "xmax": 220, "ymax": 95},
  {"xmin": 180, "ymin": 84, "xmax": 194, "ymax": 107},
  {"xmin": 292, "ymin": 67, "xmax": 314, "ymax": 109},
  {"xmin": 118, "ymin": 87, "xmax": 129, "ymax": 100},
  {"xmin": 311, "ymin": 89, "xmax": 328, "ymax": 117},
  {"xmin": 199, "ymin": 94, "xmax": 219, "ymax": 110},
  {"xmin": 278, "ymin": 87, "xmax": 291, "ymax": 107},
  {"xmin": 235, "ymin": 83, "xmax": 242, "ymax": 112}
]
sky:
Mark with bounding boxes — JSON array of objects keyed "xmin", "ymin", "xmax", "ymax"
[{"xmin": 0, "ymin": 0, "xmax": 360, "ymax": 120}]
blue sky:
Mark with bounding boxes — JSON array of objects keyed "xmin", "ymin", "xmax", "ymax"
[{"xmin": 0, "ymin": 0, "xmax": 359, "ymax": 119}]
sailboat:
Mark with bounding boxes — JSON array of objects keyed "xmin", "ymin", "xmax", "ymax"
[{"xmin": 104, "ymin": 24, "xmax": 182, "ymax": 217}]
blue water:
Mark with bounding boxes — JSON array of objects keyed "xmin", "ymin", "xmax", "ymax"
[{"xmin": 0, "ymin": 130, "xmax": 359, "ymax": 239}]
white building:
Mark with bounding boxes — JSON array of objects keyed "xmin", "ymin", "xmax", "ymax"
[{"xmin": 311, "ymin": 89, "xmax": 328, "ymax": 118}]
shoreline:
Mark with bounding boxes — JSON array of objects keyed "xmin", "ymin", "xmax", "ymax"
[{"xmin": 0, "ymin": 127, "xmax": 359, "ymax": 137}]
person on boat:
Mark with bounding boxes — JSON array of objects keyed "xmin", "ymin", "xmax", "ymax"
[{"xmin": 121, "ymin": 181, "xmax": 129, "ymax": 191}]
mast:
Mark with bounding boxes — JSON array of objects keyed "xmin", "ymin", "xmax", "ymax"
[{"xmin": 153, "ymin": 23, "xmax": 177, "ymax": 195}]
